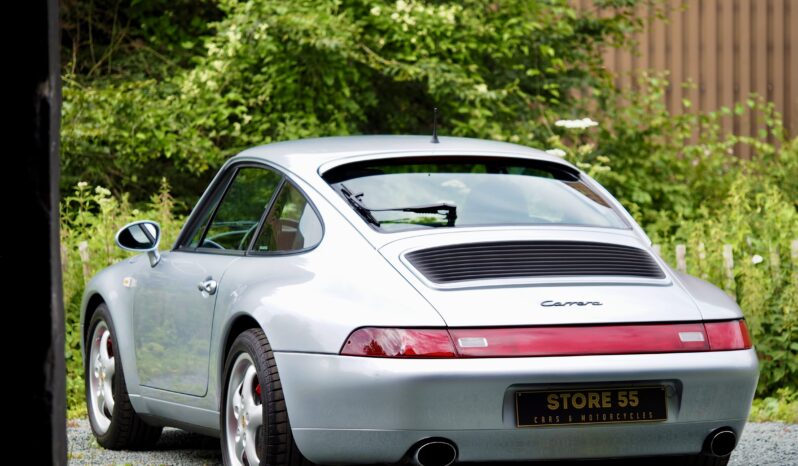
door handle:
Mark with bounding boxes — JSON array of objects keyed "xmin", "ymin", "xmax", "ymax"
[{"xmin": 198, "ymin": 277, "xmax": 218, "ymax": 295}]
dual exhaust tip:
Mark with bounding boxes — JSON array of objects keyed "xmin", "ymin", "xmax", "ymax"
[
  {"xmin": 410, "ymin": 439, "xmax": 457, "ymax": 466},
  {"xmin": 407, "ymin": 429, "xmax": 735, "ymax": 465}
]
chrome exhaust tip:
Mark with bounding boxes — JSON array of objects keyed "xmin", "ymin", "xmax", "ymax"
[
  {"xmin": 706, "ymin": 428, "xmax": 737, "ymax": 457},
  {"xmin": 412, "ymin": 439, "xmax": 457, "ymax": 466}
]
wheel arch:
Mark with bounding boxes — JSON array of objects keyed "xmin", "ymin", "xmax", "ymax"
[
  {"xmin": 217, "ymin": 313, "xmax": 262, "ymax": 404},
  {"xmin": 81, "ymin": 292, "xmax": 107, "ymax": 363}
]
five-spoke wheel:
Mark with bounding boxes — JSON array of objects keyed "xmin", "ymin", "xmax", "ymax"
[
  {"xmin": 85, "ymin": 303, "xmax": 162, "ymax": 449},
  {"xmin": 221, "ymin": 328, "xmax": 311, "ymax": 466},
  {"xmin": 225, "ymin": 353, "xmax": 264, "ymax": 465},
  {"xmin": 88, "ymin": 320, "xmax": 116, "ymax": 433}
]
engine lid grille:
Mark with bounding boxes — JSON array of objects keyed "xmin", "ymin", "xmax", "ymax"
[{"xmin": 405, "ymin": 241, "xmax": 665, "ymax": 284}]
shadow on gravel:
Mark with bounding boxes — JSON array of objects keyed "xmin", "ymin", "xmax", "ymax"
[
  {"xmin": 468, "ymin": 459, "xmax": 692, "ymax": 465},
  {"xmin": 152, "ymin": 429, "xmax": 222, "ymax": 462},
  {"xmin": 153, "ymin": 429, "xmax": 693, "ymax": 466}
]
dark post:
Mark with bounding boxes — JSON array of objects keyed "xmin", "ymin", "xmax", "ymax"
[{"xmin": 6, "ymin": 0, "xmax": 65, "ymax": 463}]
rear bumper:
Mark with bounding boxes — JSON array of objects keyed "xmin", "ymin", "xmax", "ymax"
[{"xmin": 274, "ymin": 349, "xmax": 758, "ymax": 464}]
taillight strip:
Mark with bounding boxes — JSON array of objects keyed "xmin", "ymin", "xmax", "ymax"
[{"xmin": 340, "ymin": 320, "xmax": 751, "ymax": 358}]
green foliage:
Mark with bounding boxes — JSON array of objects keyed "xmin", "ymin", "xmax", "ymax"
[
  {"xmin": 60, "ymin": 1, "xmax": 797, "ymax": 413},
  {"xmin": 550, "ymin": 74, "xmax": 798, "ymax": 396},
  {"xmin": 749, "ymin": 388, "xmax": 798, "ymax": 423},
  {"xmin": 648, "ymin": 178, "xmax": 798, "ymax": 395},
  {"xmin": 550, "ymin": 74, "xmax": 797, "ymax": 226},
  {"xmin": 61, "ymin": 179, "xmax": 183, "ymax": 416},
  {"xmin": 61, "ymin": 0, "xmax": 656, "ymax": 201},
  {"xmin": 61, "ymin": 0, "xmax": 222, "ymax": 77},
  {"xmin": 61, "ymin": 78, "xmax": 221, "ymax": 201}
]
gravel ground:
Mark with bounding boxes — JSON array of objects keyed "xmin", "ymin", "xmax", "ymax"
[{"xmin": 68, "ymin": 420, "xmax": 797, "ymax": 465}]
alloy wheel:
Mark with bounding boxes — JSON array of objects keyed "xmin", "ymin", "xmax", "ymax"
[
  {"xmin": 88, "ymin": 320, "xmax": 115, "ymax": 433},
  {"xmin": 224, "ymin": 353, "xmax": 264, "ymax": 466}
]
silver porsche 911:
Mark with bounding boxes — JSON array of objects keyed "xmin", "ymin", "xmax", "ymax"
[{"xmin": 81, "ymin": 136, "xmax": 758, "ymax": 466}]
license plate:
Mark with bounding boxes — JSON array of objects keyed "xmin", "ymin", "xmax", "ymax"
[{"xmin": 515, "ymin": 386, "xmax": 667, "ymax": 427}]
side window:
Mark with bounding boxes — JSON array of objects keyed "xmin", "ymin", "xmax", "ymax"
[
  {"xmin": 185, "ymin": 176, "xmax": 230, "ymax": 249},
  {"xmin": 195, "ymin": 167, "xmax": 282, "ymax": 251},
  {"xmin": 252, "ymin": 183, "xmax": 322, "ymax": 252}
]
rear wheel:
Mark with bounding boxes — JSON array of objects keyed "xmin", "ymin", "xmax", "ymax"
[
  {"xmin": 85, "ymin": 304, "xmax": 162, "ymax": 449},
  {"xmin": 221, "ymin": 328, "xmax": 311, "ymax": 466}
]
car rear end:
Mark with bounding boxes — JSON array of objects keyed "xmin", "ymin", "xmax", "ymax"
[
  {"xmin": 276, "ymin": 232, "xmax": 757, "ymax": 464},
  {"xmin": 278, "ymin": 342, "xmax": 756, "ymax": 464},
  {"xmin": 274, "ymin": 148, "xmax": 758, "ymax": 464}
]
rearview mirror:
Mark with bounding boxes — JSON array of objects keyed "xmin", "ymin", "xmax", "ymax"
[{"xmin": 115, "ymin": 220, "xmax": 162, "ymax": 267}]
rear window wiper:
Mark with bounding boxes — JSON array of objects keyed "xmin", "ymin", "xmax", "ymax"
[
  {"xmin": 338, "ymin": 184, "xmax": 381, "ymax": 227},
  {"xmin": 337, "ymin": 184, "xmax": 458, "ymax": 228},
  {"xmin": 370, "ymin": 203, "xmax": 457, "ymax": 227}
]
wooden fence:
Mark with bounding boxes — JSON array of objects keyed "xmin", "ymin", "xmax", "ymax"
[
  {"xmin": 574, "ymin": 0, "xmax": 798, "ymax": 155},
  {"xmin": 653, "ymin": 239, "xmax": 798, "ymax": 298}
]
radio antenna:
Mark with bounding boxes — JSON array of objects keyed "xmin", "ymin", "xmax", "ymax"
[{"xmin": 431, "ymin": 107, "xmax": 439, "ymax": 144}]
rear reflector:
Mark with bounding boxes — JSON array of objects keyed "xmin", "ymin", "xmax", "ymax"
[{"xmin": 340, "ymin": 320, "xmax": 752, "ymax": 358}]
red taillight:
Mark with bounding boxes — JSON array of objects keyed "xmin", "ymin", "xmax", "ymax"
[
  {"xmin": 340, "ymin": 328, "xmax": 457, "ymax": 358},
  {"xmin": 340, "ymin": 320, "xmax": 751, "ymax": 358},
  {"xmin": 450, "ymin": 323, "xmax": 709, "ymax": 357},
  {"xmin": 705, "ymin": 320, "xmax": 752, "ymax": 350}
]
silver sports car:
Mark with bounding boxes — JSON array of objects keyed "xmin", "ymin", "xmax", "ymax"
[{"xmin": 82, "ymin": 136, "xmax": 758, "ymax": 466}]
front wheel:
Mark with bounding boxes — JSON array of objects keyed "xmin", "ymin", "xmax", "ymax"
[
  {"xmin": 85, "ymin": 304, "xmax": 162, "ymax": 449},
  {"xmin": 221, "ymin": 328, "xmax": 311, "ymax": 466}
]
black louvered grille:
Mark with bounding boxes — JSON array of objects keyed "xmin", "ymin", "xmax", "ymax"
[{"xmin": 405, "ymin": 241, "xmax": 665, "ymax": 283}]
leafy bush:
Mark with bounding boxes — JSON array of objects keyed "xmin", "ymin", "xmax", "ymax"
[
  {"xmin": 749, "ymin": 388, "xmax": 798, "ymax": 423},
  {"xmin": 548, "ymin": 74, "xmax": 797, "ymax": 225},
  {"xmin": 649, "ymin": 179, "xmax": 798, "ymax": 395},
  {"xmin": 551, "ymin": 74, "xmax": 798, "ymax": 397},
  {"xmin": 61, "ymin": 0, "xmax": 656, "ymax": 201},
  {"xmin": 61, "ymin": 179, "xmax": 182, "ymax": 417},
  {"xmin": 60, "ymin": 1, "xmax": 797, "ymax": 416}
]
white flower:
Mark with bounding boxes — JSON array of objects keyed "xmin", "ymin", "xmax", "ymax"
[
  {"xmin": 751, "ymin": 254, "xmax": 764, "ymax": 265},
  {"xmin": 545, "ymin": 148, "xmax": 567, "ymax": 157},
  {"xmin": 475, "ymin": 83, "xmax": 488, "ymax": 94},
  {"xmin": 77, "ymin": 181, "xmax": 88, "ymax": 189},
  {"xmin": 555, "ymin": 118, "xmax": 599, "ymax": 130},
  {"xmin": 370, "ymin": 6, "xmax": 382, "ymax": 15}
]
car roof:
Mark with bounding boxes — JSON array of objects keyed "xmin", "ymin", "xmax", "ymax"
[{"xmin": 233, "ymin": 135, "xmax": 576, "ymax": 174}]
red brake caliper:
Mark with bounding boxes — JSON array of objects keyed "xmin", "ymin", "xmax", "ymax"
[
  {"xmin": 106, "ymin": 335, "xmax": 114, "ymax": 358},
  {"xmin": 255, "ymin": 383, "xmax": 262, "ymax": 401}
]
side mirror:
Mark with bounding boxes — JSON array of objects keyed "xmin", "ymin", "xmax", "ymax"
[{"xmin": 115, "ymin": 220, "xmax": 162, "ymax": 267}]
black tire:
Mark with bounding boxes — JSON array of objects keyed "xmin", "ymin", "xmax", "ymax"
[
  {"xmin": 220, "ymin": 328, "xmax": 312, "ymax": 466},
  {"xmin": 84, "ymin": 303, "xmax": 162, "ymax": 450}
]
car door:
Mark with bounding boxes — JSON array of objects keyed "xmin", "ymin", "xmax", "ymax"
[{"xmin": 133, "ymin": 164, "xmax": 283, "ymax": 396}]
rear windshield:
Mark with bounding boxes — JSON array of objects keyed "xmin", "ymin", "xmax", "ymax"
[{"xmin": 323, "ymin": 157, "xmax": 629, "ymax": 232}]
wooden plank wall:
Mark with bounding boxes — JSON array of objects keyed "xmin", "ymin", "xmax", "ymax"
[{"xmin": 575, "ymin": 0, "xmax": 798, "ymax": 153}]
